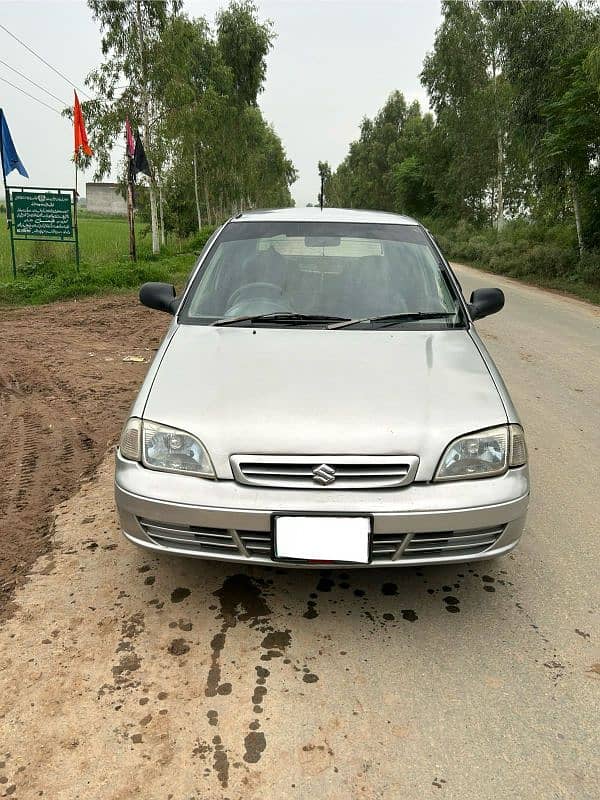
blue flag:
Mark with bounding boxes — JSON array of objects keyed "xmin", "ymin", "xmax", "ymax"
[{"xmin": 0, "ymin": 109, "xmax": 29, "ymax": 180}]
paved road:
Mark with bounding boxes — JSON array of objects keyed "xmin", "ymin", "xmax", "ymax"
[{"xmin": 1, "ymin": 267, "xmax": 598, "ymax": 799}]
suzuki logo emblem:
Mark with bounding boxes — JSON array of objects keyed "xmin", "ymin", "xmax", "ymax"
[{"xmin": 312, "ymin": 463, "xmax": 336, "ymax": 485}]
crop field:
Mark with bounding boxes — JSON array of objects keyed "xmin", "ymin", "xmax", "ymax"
[
  {"xmin": 0, "ymin": 211, "xmax": 137, "ymax": 270},
  {"xmin": 0, "ymin": 211, "xmax": 212, "ymax": 305}
]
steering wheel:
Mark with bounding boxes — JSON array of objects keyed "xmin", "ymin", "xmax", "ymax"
[{"xmin": 226, "ymin": 282, "xmax": 283, "ymax": 308}]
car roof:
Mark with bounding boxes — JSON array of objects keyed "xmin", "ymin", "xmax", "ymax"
[{"xmin": 230, "ymin": 207, "xmax": 419, "ymax": 226}]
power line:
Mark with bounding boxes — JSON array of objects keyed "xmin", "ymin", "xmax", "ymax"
[
  {"xmin": 0, "ymin": 74, "xmax": 64, "ymax": 118},
  {"xmin": 0, "ymin": 22, "xmax": 92, "ymax": 100},
  {"xmin": 0, "ymin": 72, "xmax": 128, "ymax": 161},
  {"xmin": 0, "ymin": 59, "xmax": 68, "ymax": 107}
]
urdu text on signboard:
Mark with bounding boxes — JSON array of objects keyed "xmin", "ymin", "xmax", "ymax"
[{"xmin": 12, "ymin": 192, "xmax": 73, "ymax": 239}]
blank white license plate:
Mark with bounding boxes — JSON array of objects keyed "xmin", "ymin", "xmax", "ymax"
[{"xmin": 274, "ymin": 516, "xmax": 371, "ymax": 563}]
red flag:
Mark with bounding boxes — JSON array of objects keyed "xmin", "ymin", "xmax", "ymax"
[
  {"xmin": 125, "ymin": 118, "xmax": 135, "ymax": 158},
  {"xmin": 73, "ymin": 91, "xmax": 93, "ymax": 159}
]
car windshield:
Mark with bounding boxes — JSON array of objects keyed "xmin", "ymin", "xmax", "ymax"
[{"xmin": 179, "ymin": 221, "xmax": 464, "ymax": 328}]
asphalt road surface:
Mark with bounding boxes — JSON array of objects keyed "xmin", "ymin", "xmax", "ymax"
[{"xmin": 1, "ymin": 266, "xmax": 598, "ymax": 799}]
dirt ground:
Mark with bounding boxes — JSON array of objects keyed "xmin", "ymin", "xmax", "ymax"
[
  {"xmin": 0, "ymin": 273, "xmax": 598, "ymax": 799},
  {"xmin": 0, "ymin": 295, "xmax": 167, "ymax": 622}
]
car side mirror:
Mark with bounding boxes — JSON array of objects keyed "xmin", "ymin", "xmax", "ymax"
[
  {"xmin": 139, "ymin": 282, "xmax": 179, "ymax": 314},
  {"xmin": 468, "ymin": 288, "xmax": 504, "ymax": 320}
]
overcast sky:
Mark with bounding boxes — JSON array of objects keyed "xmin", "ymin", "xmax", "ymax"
[{"xmin": 0, "ymin": 0, "xmax": 441, "ymax": 206}]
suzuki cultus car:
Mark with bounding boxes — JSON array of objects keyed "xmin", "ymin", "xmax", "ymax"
[{"xmin": 115, "ymin": 208, "xmax": 529, "ymax": 567}]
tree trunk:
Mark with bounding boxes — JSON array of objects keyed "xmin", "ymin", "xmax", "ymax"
[
  {"xmin": 569, "ymin": 174, "xmax": 584, "ymax": 258},
  {"xmin": 146, "ymin": 142, "xmax": 159, "ymax": 252},
  {"xmin": 496, "ymin": 128, "xmax": 505, "ymax": 232},
  {"xmin": 491, "ymin": 47, "xmax": 505, "ymax": 233},
  {"xmin": 204, "ymin": 181, "xmax": 212, "ymax": 226},
  {"xmin": 158, "ymin": 174, "xmax": 166, "ymax": 247},
  {"xmin": 193, "ymin": 146, "xmax": 202, "ymax": 231},
  {"xmin": 136, "ymin": 0, "xmax": 159, "ymax": 254}
]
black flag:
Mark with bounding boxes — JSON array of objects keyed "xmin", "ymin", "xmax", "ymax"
[{"xmin": 133, "ymin": 131, "xmax": 151, "ymax": 179}]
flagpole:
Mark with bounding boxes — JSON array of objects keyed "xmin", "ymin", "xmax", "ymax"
[
  {"xmin": 73, "ymin": 150, "xmax": 80, "ymax": 271},
  {"xmin": 126, "ymin": 126, "xmax": 136, "ymax": 262},
  {"xmin": 128, "ymin": 175, "xmax": 137, "ymax": 262},
  {"xmin": 0, "ymin": 108, "xmax": 17, "ymax": 278},
  {"xmin": 72, "ymin": 90, "xmax": 84, "ymax": 270}
]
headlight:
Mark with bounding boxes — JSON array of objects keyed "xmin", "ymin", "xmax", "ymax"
[
  {"xmin": 435, "ymin": 424, "xmax": 526, "ymax": 481},
  {"xmin": 119, "ymin": 417, "xmax": 215, "ymax": 478}
]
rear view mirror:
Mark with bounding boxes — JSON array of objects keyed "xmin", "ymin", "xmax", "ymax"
[
  {"xmin": 468, "ymin": 288, "xmax": 504, "ymax": 320},
  {"xmin": 139, "ymin": 282, "xmax": 179, "ymax": 314}
]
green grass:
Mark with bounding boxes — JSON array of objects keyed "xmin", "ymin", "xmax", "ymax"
[{"xmin": 0, "ymin": 214, "xmax": 215, "ymax": 306}]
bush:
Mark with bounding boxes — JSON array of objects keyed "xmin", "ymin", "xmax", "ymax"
[
  {"xmin": 576, "ymin": 250, "xmax": 600, "ymax": 286},
  {"xmin": 188, "ymin": 226, "xmax": 217, "ymax": 253},
  {"xmin": 424, "ymin": 218, "xmax": 600, "ymax": 302},
  {"xmin": 457, "ymin": 234, "xmax": 493, "ymax": 263},
  {"xmin": 432, "ymin": 219, "xmax": 579, "ymax": 279}
]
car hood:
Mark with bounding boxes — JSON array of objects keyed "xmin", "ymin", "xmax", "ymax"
[{"xmin": 143, "ymin": 325, "xmax": 507, "ymax": 480}]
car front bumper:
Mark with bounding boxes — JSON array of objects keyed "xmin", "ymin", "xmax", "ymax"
[{"xmin": 114, "ymin": 452, "xmax": 529, "ymax": 568}]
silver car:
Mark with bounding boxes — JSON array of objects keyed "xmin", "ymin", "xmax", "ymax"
[{"xmin": 115, "ymin": 208, "xmax": 529, "ymax": 568}]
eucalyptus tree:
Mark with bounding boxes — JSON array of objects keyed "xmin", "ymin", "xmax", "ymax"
[
  {"xmin": 149, "ymin": 2, "xmax": 295, "ymax": 231},
  {"xmin": 327, "ymin": 92, "xmax": 436, "ymax": 217},
  {"xmin": 245, "ymin": 111, "xmax": 297, "ymax": 208},
  {"xmin": 389, "ymin": 105, "xmax": 436, "ymax": 218},
  {"xmin": 421, "ymin": 0, "xmax": 498, "ymax": 220},
  {"xmin": 150, "ymin": 13, "xmax": 230, "ymax": 230},
  {"xmin": 216, "ymin": 0, "xmax": 273, "ymax": 107},
  {"xmin": 215, "ymin": 1, "xmax": 275, "ymax": 214},
  {"xmin": 83, "ymin": 0, "xmax": 182, "ymax": 253},
  {"xmin": 153, "ymin": 0, "xmax": 278, "ymax": 226},
  {"xmin": 502, "ymin": 0, "xmax": 600, "ymax": 254},
  {"xmin": 317, "ymin": 161, "xmax": 331, "ymax": 207}
]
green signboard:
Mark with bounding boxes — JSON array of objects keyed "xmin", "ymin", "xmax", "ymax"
[
  {"xmin": 4, "ymin": 186, "xmax": 80, "ymax": 278},
  {"xmin": 12, "ymin": 191, "xmax": 73, "ymax": 238}
]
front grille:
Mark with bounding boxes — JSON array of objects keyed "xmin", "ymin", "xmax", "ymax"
[
  {"xmin": 371, "ymin": 526, "xmax": 505, "ymax": 562},
  {"xmin": 238, "ymin": 530, "xmax": 272, "ymax": 556},
  {"xmin": 139, "ymin": 519, "xmax": 239, "ymax": 556},
  {"xmin": 138, "ymin": 518, "xmax": 504, "ymax": 563},
  {"xmin": 230, "ymin": 455, "xmax": 419, "ymax": 490}
]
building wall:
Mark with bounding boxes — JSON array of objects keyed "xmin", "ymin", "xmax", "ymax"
[{"xmin": 85, "ymin": 183, "xmax": 127, "ymax": 216}]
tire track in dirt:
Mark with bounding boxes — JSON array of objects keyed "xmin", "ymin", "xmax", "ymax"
[{"xmin": 0, "ymin": 294, "xmax": 170, "ymax": 622}]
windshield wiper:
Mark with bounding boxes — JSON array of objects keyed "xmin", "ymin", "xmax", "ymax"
[
  {"xmin": 328, "ymin": 312, "xmax": 457, "ymax": 329},
  {"xmin": 212, "ymin": 312, "xmax": 350, "ymax": 327}
]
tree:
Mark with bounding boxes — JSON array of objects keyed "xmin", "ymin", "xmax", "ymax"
[
  {"xmin": 150, "ymin": 13, "xmax": 229, "ymax": 230},
  {"xmin": 327, "ymin": 93, "xmax": 435, "ymax": 217},
  {"xmin": 82, "ymin": 1, "xmax": 295, "ymax": 240},
  {"xmin": 317, "ymin": 161, "xmax": 332, "ymax": 207},
  {"xmin": 83, "ymin": 0, "xmax": 182, "ymax": 253},
  {"xmin": 542, "ymin": 50, "xmax": 600, "ymax": 254},
  {"xmin": 328, "ymin": 0, "xmax": 599, "ymax": 281},
  {"xmin": 421, "ymin": 0, "xmax": 517, "ymax": 226},
  {"xmin": 216, "ymin": 1, "xmax": 273, "ymax": 107},
  {"xmin": 502, "ymin": 0, "xmax": 600, "ymax": 254},
  {"xmin": 147, "ymin": 3, "xmax": 295, "ymax": 233}
]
